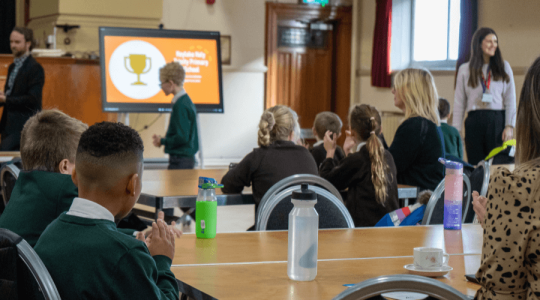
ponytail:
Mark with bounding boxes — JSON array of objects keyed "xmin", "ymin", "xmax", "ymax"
[
  {"xmin": 366, "ymin": 117, "xmax": 389, "ymax": 206},
  {"xmin": 258, "ymin": 111, "xmax": 275, "ymax": 147},
  {"xmin": 350, "ymin": 104, "xmax": 391, "ymax": 206}
]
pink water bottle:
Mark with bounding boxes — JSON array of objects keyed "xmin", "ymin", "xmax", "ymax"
[{"xmin": 439, "ymin": 158, "xmax": 463, "ymax": 230}]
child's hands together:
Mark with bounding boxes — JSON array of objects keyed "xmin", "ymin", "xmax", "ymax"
[{"xmin": 137, "ymin": 219, "xmax": 176, "ymax": 260}]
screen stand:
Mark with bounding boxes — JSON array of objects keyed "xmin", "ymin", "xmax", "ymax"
[
  {"xmin": 196, "ymin": 113, "xmax": 204, "ymax": 169},
  {"xmin": 118, "ymin": 113, "xmax": 129, "ymax": 126}
]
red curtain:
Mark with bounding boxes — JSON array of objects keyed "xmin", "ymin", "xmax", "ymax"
[
  {"xmin": 454, "ymin": 0, "xmax": 478, "ymax": 87},
  {"xmin": 371, "ymin": 0, "xmax": 392, "ymax": 88}
]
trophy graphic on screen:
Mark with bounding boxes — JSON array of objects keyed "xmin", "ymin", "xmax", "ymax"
[{"xmin": 124, "ymin": 54, "xmax": 151, "ymax": 85}]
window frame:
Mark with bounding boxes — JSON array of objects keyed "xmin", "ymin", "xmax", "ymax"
[{"xmin": 408, "ymin": 0, "xmax": 458, "ymax": 70}]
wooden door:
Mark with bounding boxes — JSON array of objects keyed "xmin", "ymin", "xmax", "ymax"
[{"xmin": 266, "ymin": 3, "xmax": 352, "ymax": 136}]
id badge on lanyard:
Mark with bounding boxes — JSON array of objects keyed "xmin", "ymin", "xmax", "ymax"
[{"xmin": 481, "ymin": 67, "xmax": 493, "ymax": 103}]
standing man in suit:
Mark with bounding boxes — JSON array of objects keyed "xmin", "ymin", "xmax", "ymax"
[{"xmin": 0, "ymin": 27, "xmax": 44, "ymax": 150}]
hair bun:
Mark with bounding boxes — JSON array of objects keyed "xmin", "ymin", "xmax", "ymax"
[{"xmin": 262, "ymin": 111, "xmax": 275, "ymax": 131}]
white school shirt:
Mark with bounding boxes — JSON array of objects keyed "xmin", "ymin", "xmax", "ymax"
[
  {"xmin": 66, "ymin": 197, "xmax": 115, "ymax": 222},
  {"xmin": 356, "ymin": 142, "xmax": 366, "ymax": 152},
  {"xmin": 66, "ymin": 198, "xmax": 139, "ymax": 236},
  {"xmin": 171, "ymin": 88, "xmax": 187, "ymax": 104},
  {"xmin": 452, "ymin": 61, "xmax": 516, "ymax": 132}
]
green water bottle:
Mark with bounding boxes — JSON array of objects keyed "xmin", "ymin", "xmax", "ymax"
[{"xmin": 195, "ymin": 177, "xmax": 222, "ymax": 239}]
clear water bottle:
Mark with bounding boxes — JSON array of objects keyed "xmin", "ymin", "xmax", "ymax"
[
  {"xmin": 195, "ymin": 177, "xmax": 222, "ymax": 239},
  {"xmin": 288, "ymin": 184, "xmax": 319, "ymax": 281},
  {"xmin": 439, "ymin": 158, "xmax": 463, "ymax": 230}
]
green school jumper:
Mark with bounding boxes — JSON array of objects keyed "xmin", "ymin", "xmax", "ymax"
[
  {"xmin": 0, "ymin": 171, "xmax": 76, "ymax": 247},
  {"xmin": 440, "ymin": 122, "xmax": 464, "ymax": 160},
  {"xmin": 34, "ymin": 213, "xmax": 179, "ymax": 299},
  {"xmin": 0, "ymin": 171, "xmax": 135, "ymax": 247},
  {"xmin": 161, "ymin": 94, "xmax": 199, "ymax": 157}
]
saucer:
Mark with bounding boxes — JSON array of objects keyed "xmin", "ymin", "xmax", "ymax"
[{"xmin": 404, "ymin": 264, "xmax": 453, "ymax": 277}]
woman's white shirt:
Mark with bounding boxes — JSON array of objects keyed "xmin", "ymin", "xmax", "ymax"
[{"xmin": 452, "ymin": 61, "xmax": 516, "ymax": 132}]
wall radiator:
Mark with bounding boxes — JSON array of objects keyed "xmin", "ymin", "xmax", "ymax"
[{"xmin": 381, "ymin": 112, "xmax": 405, "ymax": 146}]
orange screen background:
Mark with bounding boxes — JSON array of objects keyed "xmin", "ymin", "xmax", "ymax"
[{"xmin": 104, "ymin": 36, "xmax": 220, "ymax": 104}]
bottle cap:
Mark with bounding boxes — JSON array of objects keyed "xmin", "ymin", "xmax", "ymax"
[
  {"xmin": 438, "ymin": 158, "xmax": 463, "ymax": 170},
  {"xmin": 291, "ymin": 183, "xmax": 317, "ymax": 200},
  {"xmin": 198, "ymin": 177, "xmax": 223, "ymax": 189}
]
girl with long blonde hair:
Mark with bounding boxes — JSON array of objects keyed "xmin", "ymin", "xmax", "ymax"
[
  {"xmin": 389, "ymin": 68, "xmax": 444, "ymax": 191},
  {"xmin": 320, "ymin": 104, "xmax": 399, "ymax": 227}
]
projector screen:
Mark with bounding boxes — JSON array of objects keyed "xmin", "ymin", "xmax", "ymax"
[{"xmin": 99, "ymin": 27, "xmax": 224, "ymax": 113}]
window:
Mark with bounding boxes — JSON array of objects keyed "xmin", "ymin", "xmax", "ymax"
[{"xmin": 391, "ymin": 0, "xmax": 461, "ymax": 71}]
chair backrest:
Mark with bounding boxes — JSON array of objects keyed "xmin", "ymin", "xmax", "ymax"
[
  {"xmin": 422, "ymin": 173, "xmax": 471, "ymax": 225},
  {"xmin": 332, "ymin": 274, "xmax": 468, "ymax": 300},
  {"xmin": 1, "ymin": 163, "xmax": 20, "ymax": 207},
  {"xmin": 256, "ymin": 174, "xmax": 354, "ymax": 231},
  {"xmin": 0, "ymin": 228, "xmax": 61, "ymax": 300},
  {"xmin": 463, "ymin": 161, "xmax": 488, "ymax": 223}
]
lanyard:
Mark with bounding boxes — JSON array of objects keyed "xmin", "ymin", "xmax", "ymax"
[{"xmin": 481, "ymin": 66, "xmax": 491, "ymax": 93}]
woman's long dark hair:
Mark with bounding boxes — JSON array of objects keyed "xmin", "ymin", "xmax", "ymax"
[
  {"xmin": 515, "ymin": 57, "xmax": 540, "ymax": 165},
  {"xmin": 468, "ymin": 27, "xmax": 510, "ymax": 88}
]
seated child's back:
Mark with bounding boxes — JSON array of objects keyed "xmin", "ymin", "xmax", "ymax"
[
  {"xmin": 0, "ymin": 110, "xmax": 86, "ymax": 246},
  {"xmin": 222, "ymin": 105, "xmax": 318, "ymax": 204},
  {"xmin": 320, "ymin": 104, "xmax": 399, "ymax": 227},
  {"xmin": 438, "ymin": 97, "xmax": 463, "ymax": 159},
  {"xmin": 34, "ymin": 122, "xmax": 179, "ymax": 299},
  {"xmin": 310, "ymin": 111, "xmax": 345, "ymax": 167}
]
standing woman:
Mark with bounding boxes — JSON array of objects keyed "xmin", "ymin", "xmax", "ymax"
[
  {"xmin": 453, "ymin": 27, "xmax": 516, "ymax": 165},
  {"xmin": 389, "ymin": 68, "xmax": 444, "ymax": 191}
]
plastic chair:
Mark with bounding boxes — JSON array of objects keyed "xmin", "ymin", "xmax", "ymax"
[
  {"xmin": 332, "ymin": 274, "xmax": 468, "ymax": 300},
  {"xmin": 463, "ymin": 160, "xmax": 489, "ymax": 223},
  {"xmin": 1, "ymin": 163, "xmax": 20, "ymax": 207},
  {"xmin": 421, "ymin": 173, "xmax": 471, "ymax": 225},
  {"xmin": 255, "ymin": 174, "xmax": 354, "ymax": 231},
  {"xmin": 0, "ymin": 228, "xmax": 61, "ymax": 300}
]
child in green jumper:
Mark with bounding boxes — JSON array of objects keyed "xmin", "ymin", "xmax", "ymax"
[
  {"xmin": 0, "ymin": 110, "xmax": 159, "ymax": 246},
  {"xmin": 35, "ymin": 122, "xmax": 179, "ymax": 299},
  {"xmin": 0, "ymin": 110, "xmax": 87, "ymax": 246}
]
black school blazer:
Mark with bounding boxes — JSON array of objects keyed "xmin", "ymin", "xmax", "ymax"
[{"xmin": 1, "ymin": 55, "xmax": 44, "ymax": 135}]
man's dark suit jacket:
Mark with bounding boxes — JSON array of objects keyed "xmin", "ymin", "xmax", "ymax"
[{"xmin": 1, "ymin": 55, "xmax": 44, "ymax": 150}]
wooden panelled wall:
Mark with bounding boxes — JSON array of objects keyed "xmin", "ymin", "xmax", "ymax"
[{"xmin": 0, "ymin": 55, "xmax": 116, "ymax": 126}]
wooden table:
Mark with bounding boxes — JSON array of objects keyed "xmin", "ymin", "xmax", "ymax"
[
  {"xmin": 172, "ymin": 254, "xmax": 482, "ymax": 299},
  {"xmin": 172, "ymin": 225, "xmax": 483, "ymax": 299},
  {"xmin": 172, "ymin": 225, "xmax": 482, "ymax": 266},
  {"xmin": 138, "ymin": 169, "xmax": 419, "ymax": 219}
]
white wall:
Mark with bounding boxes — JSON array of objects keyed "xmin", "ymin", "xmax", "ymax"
[{"xmin": 162, "ymin": 0, "xmax": 295, "ymax": 166}]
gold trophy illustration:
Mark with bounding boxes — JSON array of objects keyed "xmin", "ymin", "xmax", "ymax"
[{"xmin": 124, "ymin": 54, "xmax": 151, "ymax": 85}]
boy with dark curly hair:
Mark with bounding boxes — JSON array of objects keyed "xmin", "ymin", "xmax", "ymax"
[{"xmin": 35, "ymin": 122, "xmax": 179, "ymax": 299}]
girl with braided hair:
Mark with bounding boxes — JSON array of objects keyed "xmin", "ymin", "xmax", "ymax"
[
  {"xmin": 221, "ymin": 105, "xmax": 318, "ymax": 223},
  {"xmin": 320, "ymin": 104, "xmax": 399, "ymax": 227}
]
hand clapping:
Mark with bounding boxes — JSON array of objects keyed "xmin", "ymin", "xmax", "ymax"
[
  {"xmin": 137, "ymin": 219, "xmax": 176, "ymax": 260},
  {"xmin": 472, "ymin": 191, "xmax": 488, "ymax": 228}
]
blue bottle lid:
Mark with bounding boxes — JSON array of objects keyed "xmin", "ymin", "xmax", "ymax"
[
  {"xmin": 438, "ymin": 158, "xmax": 463, "ymax": 170},
  {"xmin": 198, "ymin": 177, "xmax": 223, "ymax": 189}
]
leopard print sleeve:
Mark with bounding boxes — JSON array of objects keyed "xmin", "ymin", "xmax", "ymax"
[{"xmin": 475, "ymin": 165, "xmax": 540, "ymax": 300}]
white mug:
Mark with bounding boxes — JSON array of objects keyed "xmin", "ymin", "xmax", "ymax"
[{"xmin": 413, "ymin": 247, "xmax": 449, "ymax": 270}]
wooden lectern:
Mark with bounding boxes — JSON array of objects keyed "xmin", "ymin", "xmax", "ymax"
[{"xmin": 0, "ymin": 55, "xmax": 116, "ymax": 126}]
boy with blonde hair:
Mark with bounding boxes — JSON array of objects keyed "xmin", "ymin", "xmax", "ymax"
[{"xmin": 0, "ymin": 109, "xmax": 87, "ymax": 246}]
